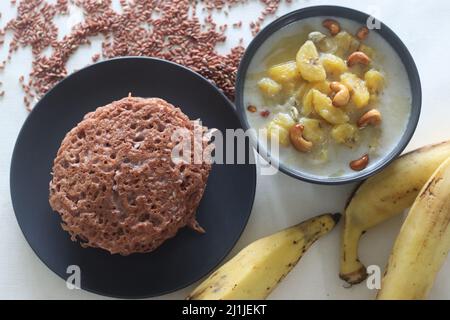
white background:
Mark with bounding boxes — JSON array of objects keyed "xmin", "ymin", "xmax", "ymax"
[{"xmin": 1, "ymin": 0, "xmax": 449, "ymax": 300}]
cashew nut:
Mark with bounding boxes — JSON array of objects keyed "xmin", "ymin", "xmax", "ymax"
[
  {"xmin": 322, "ymin": 19, "xmax": 341, "ymax": 36},
  {"xmin": 330, "ymin": 82, "xmax": 350, "ymax": 107},
  {"xmin": 289, "ymin": 124, "xmax": 313, "ymax": 152},
  {"xmin": 356, "ymin": 26, "xmax": 369, "ymax": 41},
  {"xmin": 350, "ymin": 154, "xmax": 369, "ymax": 171},
  {"xmin": 347, "ymin": 51, "xmax": 371, "ymax": 67},
  {"xmin": 357, "ymin": 109, "xmax": 382, "ymax": 128}
]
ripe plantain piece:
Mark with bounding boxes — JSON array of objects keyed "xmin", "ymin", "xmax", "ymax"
[
  {"xmin": 377, "ymin": 157, "xmax": 450, "ymax": 300},
  {"xmin": 340, "ymin": 141, "xmax": 450, "ymax": 285},
  {"xmin": 187, "ymin": 213, "xmax": 341, "ymax": 300},
  {"xmin": 296, "ymin": 41, "xmax": 327, "ymax": 82}
]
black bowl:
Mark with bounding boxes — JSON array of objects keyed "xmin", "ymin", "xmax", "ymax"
[
  {"xmin": 235, "ymin": 5, "xmax": 421, "ymax": 185},
  {"xmin": 10, "ymin": 57, "xmax": 256, "ymax": 298}
]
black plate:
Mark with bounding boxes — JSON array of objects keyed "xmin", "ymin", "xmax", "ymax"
[{"xmin": 10, "ymin": 57, "xmax": 256, "ymax": 298}]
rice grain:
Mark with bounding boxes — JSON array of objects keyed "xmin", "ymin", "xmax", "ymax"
[{"xmin": 0, "ymin": 0, "xmax": 287, "ymax": 109}]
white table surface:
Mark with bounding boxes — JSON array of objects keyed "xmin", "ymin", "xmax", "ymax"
[{"xmin": 1, "ymin": 0, "xmax": 449, "ymax": 300}]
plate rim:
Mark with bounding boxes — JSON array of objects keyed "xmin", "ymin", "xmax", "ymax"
[{"xmin": 9, "ymin": 56, "xmax": 257, "ymax": 299}]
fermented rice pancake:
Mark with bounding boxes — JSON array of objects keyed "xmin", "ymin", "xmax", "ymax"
[{"xmin": 49, "ymin": 97, "xmax": 212, "ymax": 255}]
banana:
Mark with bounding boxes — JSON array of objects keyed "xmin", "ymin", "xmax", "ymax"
[
  {"xmin": 187, "ymin": 213, "xmax": 340, "ymax": 300},
  {"xmin": 377, "ymin": 157, "xmax": 450, "ymax": 299},
  {"xmin": 340, "ymin": 141, "xmax": 450, "ymax": 284},
  {"xmin": 296, "ymin": 40, "xmax": 327, "ymax": 82}
]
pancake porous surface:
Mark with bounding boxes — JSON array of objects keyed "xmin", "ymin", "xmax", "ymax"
[{"xmin": 49, "ymin": 97, "xmax": 212, "ymax": 255}]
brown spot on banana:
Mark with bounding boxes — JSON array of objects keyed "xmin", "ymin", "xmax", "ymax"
[
  {"xmin": 420, "ymin": 176, "xmax": 443, "ymax": 198},
  {"xmin": 188, "ymin": 213, "xmax": 340, "ymax": 299}
]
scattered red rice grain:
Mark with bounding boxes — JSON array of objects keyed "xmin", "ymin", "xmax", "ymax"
[
  {"xmin": 260, "ymin": 110, "xmax": 270, "ymax": 118},
  {"xmin": 232, "ymin": 21, "xmax": 242, "ymax": 28},
  {"xmin": 0, "ymin": 0, "xmax": 288, "ymax": 110}
]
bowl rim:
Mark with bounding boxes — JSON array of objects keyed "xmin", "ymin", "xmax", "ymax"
[{"xmin": 235, "ymin": 5, "xmax": 422, "ymax": 185}]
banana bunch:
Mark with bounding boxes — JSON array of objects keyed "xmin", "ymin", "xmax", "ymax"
[
  {"xmin": 340, "ymin": 141, "xmax": 450, "ymax": 284},
  {"xmin": 187, "ymin": 213, "xmax": 340, "ymax": 300},
  {"xmin": 378, "ymin": 157, "xmax": 450, "ymax": 299}
]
